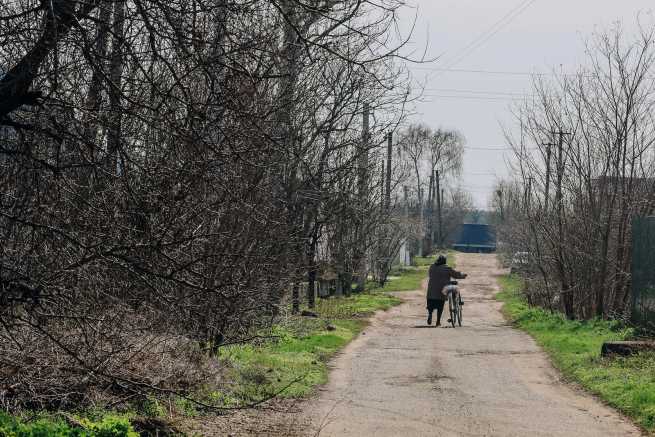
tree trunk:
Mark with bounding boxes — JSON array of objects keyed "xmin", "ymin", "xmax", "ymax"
[
  {"xmin": 306, "ymin": 231, "xmax": 318, "ymax": 309},
  {"xmin": 0, "ymin": 1, "xmax": 97, "ymax": 120},
  {"xmin": 343, "ymin": 272, "xmax": 352, "ymax": 297},
  {"xmin": 83, "ymin": 3, "xmax": 112, "ymax": 158},
  {"xmin": 335, "ymin": 277, "xmax": 343, "ymax": 297},
  {"xmin": 107, "ymin": 0, "xmax": 126, "ymax": 175},
  {"xmin": 307, "ymin": 270, "xmax": 316, "ymax": 309},
  {"xmin": 292, "ymin": 282, "xmax": 300, "ymax": 314}
]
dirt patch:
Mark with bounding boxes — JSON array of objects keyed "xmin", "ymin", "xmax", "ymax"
[{"xmin": 178, "ymin": 399, "xmax": 309, "ymax": 437}]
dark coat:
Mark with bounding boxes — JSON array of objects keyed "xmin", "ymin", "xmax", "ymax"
[{"xmin": 427, "ymin": 263, "xmax": 466, "ymax": 300}]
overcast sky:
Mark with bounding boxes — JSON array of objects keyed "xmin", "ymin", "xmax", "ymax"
[{"xmin": 400, "ymin": 0, "xmax": 654, "ymax": 209}]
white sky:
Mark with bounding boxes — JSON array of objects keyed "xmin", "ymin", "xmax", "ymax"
[{"xmin": 399, "ymin": 0, "xmax": 655, "ymax": 208}]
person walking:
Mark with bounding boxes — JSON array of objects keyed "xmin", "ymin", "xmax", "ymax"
[{"xmin": 426, "ymin": 254, "xmax": 467, "ymax": 326}]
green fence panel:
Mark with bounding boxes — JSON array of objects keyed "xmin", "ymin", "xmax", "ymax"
[{"xmin": 632, "ymin": 216, "xmax": 655, "ymax": 326}]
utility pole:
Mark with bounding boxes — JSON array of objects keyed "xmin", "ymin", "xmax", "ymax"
[
  {"xmin": 441, "ymin": 189, "xmax": 445, "ymax": 244},
  {"xmin": 436, "ymin": 170, "xmax": 442, "ymax": 248},
  {"xmin": 385, "ymin": 132, "xmax": 392, "ymax": 213},
  {"xmin": 377, "ymin": 159, "xmax": 385, "ymax": 282},
  {"xmin": 431, "ymin": 173, "xmax": 437, "ymax": 246},
  {"xmin": 524, "ymin": 176, "xmax": 534, "ymax": 212},
  {"xmin": 402, "ymin": 185, "xmax": 409, "ymax": 265},
  {"xmin": 552, "ymin": 129, "xmax": 570, "ymax": 233},
  {"xmin": 427, "ymin": 172, "xmax": 434, "ymax": 254},
  {"xmin": 376, "ymin": 132, "xmax": 393, "ymax": 281},
  {"xmin": 542, "ymin": 142, "xmax": 554, "ymax": 214},
  {"xmin": 553, "ymin": 130, "xmax": 569, "ymax": 216},
  {"xmin": 380, "ymin": 160, "xmax": 385, "ymax": 209},
  {"xmin": 403, "ymin": 185, "xmax": 409, "ymax": 218},
  {"xmin": 355, "ymin": 103, "xmax": 370, "ymax": 292},
  {"xmin": 418, "ymin": 187, "xmax": 424, "ymax": 256},
  {"xmin": 496, "ymin": 188, "xmax": 504, "ymax": 222},
  {"xmin": 553, "ymin": 129, "xmax": 571, "ymax": 318}
]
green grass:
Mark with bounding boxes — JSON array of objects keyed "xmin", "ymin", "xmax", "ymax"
[
  {"xmin": 414, "ymin": 251, "xmax": 455, "ymax": 268},
  {"xmin": 313, "ymin": 292, "xmax": 401, "ymax": 318},
  {"xmin": 216, "ymin": 265, "xmax": 433, "ymax": 407},
  {"xmin": 217, "ymin": 252, "xmax": 459, "ymax": 406},
  {"xmin": 0, "ymin": 412, "xmax": 138, "ymax": 437},
  {"xmin": 413, "ymin": 255, "xmax": 438, "ymax": 267},
  {"xmin": 370, "ymin": 251, "xmax": 456, "ymax": 293},
  {"xmin": 497, "ymin": 274, "xmax": 655, "ymax": 432},
  {"xmin": 368, "ymin": 265, "xmax": 427, "ymax": 293},
  {"xmin": 220, "ymin": 319, "xmax": 365, "ymax": 403}
]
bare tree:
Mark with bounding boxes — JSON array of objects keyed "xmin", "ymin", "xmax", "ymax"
[
  {"xmin": 495, "ymin": 22, "xmax": 655, "ymax": 320},
  {"xmin": 0, "ymin": 0, "xmax": 417, "ymax": 410},
  {"xmin": 397, "ymin": 123, "xmax": 465, "ymax": 256}
]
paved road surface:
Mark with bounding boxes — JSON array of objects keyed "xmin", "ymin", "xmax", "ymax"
[{"xmin": 304, "ymin": 253, "xmax": 641, "ymax": 436}]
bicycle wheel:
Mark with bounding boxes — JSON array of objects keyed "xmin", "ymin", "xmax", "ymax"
[
  {"xmin": 448, "ymin": 293, "xmax": 456, "ymax": 328},
  {"xmin": 457, "ymin": 296, "xmax": 463, "ymax": 327}
]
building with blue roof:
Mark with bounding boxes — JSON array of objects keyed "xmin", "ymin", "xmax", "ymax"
[{"xmin": 451, "ymin": 223, "xmax": 496, "ymax": 253}]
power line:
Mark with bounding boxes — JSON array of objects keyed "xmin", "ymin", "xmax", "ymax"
[
  {"xmin": 439, "ymin": 0, "xmax": 538, "ymax": 72},
  {"xmin": 464, "ymin": 146, "xmax": 512, "ymax": 150},
  {"xmin": 438, "ymin": 0, "xmax": 535, "ymax": 69},
  {"xmin": 455, "ymin": 187, "xmax": 494, "ymax": 193},
  {"xmin": 422, "ymin": 94, "xmax": 526, "ymax": 102},
  {"xmin": 462, "ymin": 171, "xmax": 499, "ymax": 175},
  {"xmin": 412, "ymin": 66, "xmax": 592, "ymax": 78},
  {"xmin": 413, "ymin": 67, "xmax": 550, "ymax": 76},
  {"xmin": 423, "ymin": 88, "xmax": 535, "ymax": 97},
  {"xmin": 462, "ymin": 145, "xmax": 539, "ymax": 151}
]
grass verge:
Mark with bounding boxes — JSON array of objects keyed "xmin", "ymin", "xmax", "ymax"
[
  {"xmin": 497, "ymin": 274, "xmax": 655, "ymax": 432},
  {"xmin": 0, "ymin": 412, "xmax": 138, "ymax": 437},
  {"xmin": 218, "ymin": 272, "xmax": 419, "ymax": 407},
  {"xmin": 368, "ymin": 251, "xmax": 455, "ymax": 294},
  {"xmin": 368, "ymin": 265, "xmax": 428, "ymax": 293}
]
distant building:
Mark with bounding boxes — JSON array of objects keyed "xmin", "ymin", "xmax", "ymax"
[
  {"xmin": 451, "ymin": 223, "xmax": 496, "ymax": 253},
  {"xmin": 589, "ymin": 176, "xmax": 654, "ymax": 203}
]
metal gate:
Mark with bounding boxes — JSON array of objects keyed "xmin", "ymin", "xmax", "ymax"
[{"xmin": 631, "ymin": 216, "xmax": 655, "ymax": 326}]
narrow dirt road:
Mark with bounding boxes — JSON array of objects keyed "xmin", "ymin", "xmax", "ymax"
[{"xmin": 304, "ymin": 253, "xmax": 641, "ymax": 436}]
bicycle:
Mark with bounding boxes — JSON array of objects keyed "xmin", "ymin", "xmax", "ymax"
[{"xmin": 445, "ymin": 280, "xmax": 463, "ymax": 328}]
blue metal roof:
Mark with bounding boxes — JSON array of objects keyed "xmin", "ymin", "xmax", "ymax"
[{"xmin": 452, "ymin": 223, "xmax": 496, "ymax": 248}]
